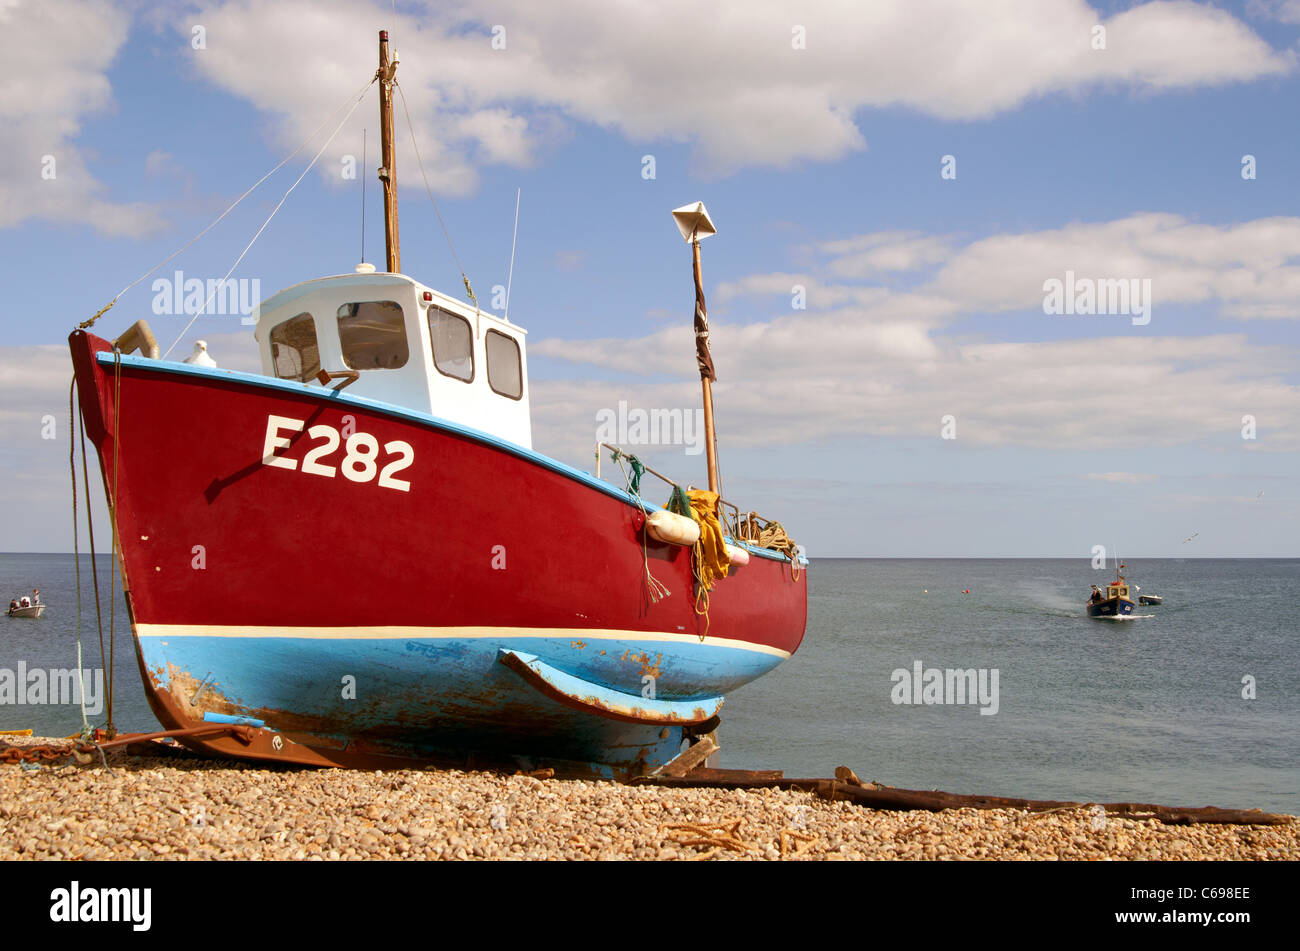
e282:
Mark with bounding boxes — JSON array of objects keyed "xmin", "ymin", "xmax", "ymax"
[{"xmin": 260, "ymin": 414, "xmax": 414, "ymax": 492}]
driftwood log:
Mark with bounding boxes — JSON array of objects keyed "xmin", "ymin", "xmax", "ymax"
[{"xmin": 630, "ymin": 767, "xmax": 1294, "ymax": 826}]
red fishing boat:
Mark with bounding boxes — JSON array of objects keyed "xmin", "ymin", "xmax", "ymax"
[{"xmin": 68, "ymin": 31, "xmax": 808, "ymax": 777}]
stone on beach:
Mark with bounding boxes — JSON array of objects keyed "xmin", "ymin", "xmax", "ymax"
[{"xmin": 1, "ymin": 738, "xmax": 1295, "ymax": 861}]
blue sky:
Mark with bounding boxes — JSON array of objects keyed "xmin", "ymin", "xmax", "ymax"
[{"xmin": 1, "ymin": 0, "xmax": 1297, "ymax": 556}]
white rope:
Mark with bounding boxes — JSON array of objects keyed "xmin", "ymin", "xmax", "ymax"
[
  {"xmin": 162, "ymin": 78, "xmax": 377, "ymax": 358},
  {"xmin": 505, "ymin": 187, "xmax": 520, "ymax": 321},
  {"xmin": 83, "ymin": 75, "xmax": 379, "ymax": 334}
]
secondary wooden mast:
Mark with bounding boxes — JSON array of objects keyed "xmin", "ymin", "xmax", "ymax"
[
  {"xmin": 672, "ymin": 202, "xmax": 721, "ymax": 495},
  {"xmin": 378, "ymin": 30, "xmax": 400, "ymax": 273},
  {"xmin": 694, "ymin": 239, "xmax": 720, "ymax": 494}
]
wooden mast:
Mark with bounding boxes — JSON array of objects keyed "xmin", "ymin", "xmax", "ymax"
[
  {"xmin": 695, "ymin": 239, "xmax": 720, "ymax": 495},
  {"xmin": 378, "ymin": 30, "xmax": 400, "ymax": 273}
]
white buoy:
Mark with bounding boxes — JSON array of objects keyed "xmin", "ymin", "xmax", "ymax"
[
  {"xmin": 183, "ymin": 340, "xmax": 217, "ymax": 367},
  {"xmin": 645, "ymin": 510, "xmax": 701, "ymax": 547}
]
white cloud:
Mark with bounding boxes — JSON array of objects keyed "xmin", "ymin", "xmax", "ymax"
[
  {"xmin": 683, "ymin": 214, "xmax": 1300, "ymax": 328},
  {"xmin": 144, "ymin": 150, "xmax": 177, "ymax": 177},
  {"xmin": 926, "ymin": 214, "xmax": 1300, "ymax": 320},
  {"xmin": 534, "ymin": 325, "xmax": 1297, "ymax": 461},
  {"xmin": 0, "ymin": 0, "xmax": 164, "ymax": 235},
  {"xmin": 160, "ymin": 0, "xmax": 1292, "ymax": 187},
  {"xmin": 1246, "ymin": 0, "xmax": 1300, "ymax": 25},
  {"xmin": 732, "ymin": 214, "xmax": 1300, "ymax": 323},
  {"xmin": 2, "ymin": 1, "xmax": 1292, "ymax": 233},
  {"xmin": 529, "ymin": 212, "xmax": 1300, "ymax": 460},
  {"xmin": 819, "ymin": 233, "xmax": 955, "ymax": 279}
]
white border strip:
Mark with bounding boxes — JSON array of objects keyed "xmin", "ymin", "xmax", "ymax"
[{"xmin": 135, "ymin": 624, "xmax": 792, "ymax": 659}]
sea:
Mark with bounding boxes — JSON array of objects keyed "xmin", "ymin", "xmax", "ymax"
[{"xmin": 3, "ymin": 553, "xmax": 1296, "ymax": 815}]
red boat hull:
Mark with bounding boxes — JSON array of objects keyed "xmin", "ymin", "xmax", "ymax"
[{"xmin": 70, "ymin": 331, "xmax": 808, "ymax": 775}]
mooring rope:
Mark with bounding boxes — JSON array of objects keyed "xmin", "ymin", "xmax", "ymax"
[
  {"xmin": 663, "ymin": 486, "xmax": 712, "ymax": 639},
  {"xmin": 67, "ymin": 379, "xmax": 92, "ymax": 739},
  {"xmin": 106, "ymin": 350, "xmax": 122, "ymax": 737},
  {"xmin": 82, "ymin": 75, "xmax": 379, "ymax": 335},
  {"xmin": 747, "ymin": 514, "xmax": 803, "ymax": 581},
  {"xmin": 77, "ymin": 405, "xmax": 107, "ymax": 676},
  {"xmin": 612, "ymin": 450, "xmax": 670, "ymax": 604},
  {"xmin": 691, "ymin": 543, "xmax": 711, "ymax": 640}
]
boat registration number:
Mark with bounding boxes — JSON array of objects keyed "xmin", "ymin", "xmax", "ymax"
[{"xmin": 260, "ymin": 415, "xmax": 414, "ymax": 492}]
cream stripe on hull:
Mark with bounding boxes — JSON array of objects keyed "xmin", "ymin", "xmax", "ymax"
[{"xmin": 134, "ymin": 624, "xmax": 792, "ymax": 659}]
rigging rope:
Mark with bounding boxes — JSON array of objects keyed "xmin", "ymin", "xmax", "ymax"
[
  {"xmin": 83, "ymin": 75, "xmax": 379, "ymax": 335},
  {"xmin": 394, "ymin": 81, "xmax": 478, "ymax": 309},
  {"xmin": 67, "ymin": 379, "xmax": 92, "ymax": 739},
  {"xmin": 664, "ymin": 486, "xmax": 717, "ymax": 639},
  {"xmin": 106, "ymin": 350, "xmax": 122, "ymax": 736},
  {"xmin": 607, "ymin": 447, "xmax": 646, "ymax": 496},
  {"xmin": 692, "ymin": 543, "xmax": 711, "ymax": 640},
  {"xmin": 162, "ymin": 78, "xmax": 378, "ymax": 358},
  {"xmin": 77, "ymin": 407, "xmax": 107, "ymax": 675},
  {"xmin": 611, "ymin": 450, "xmax": 670, "ymax": 604},
  {"xmin": 745, "ymin": 513, "xmax": 803, "ymax": 581}
]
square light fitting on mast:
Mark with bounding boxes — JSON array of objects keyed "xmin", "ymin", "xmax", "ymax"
[{"xmin": 671, "ymin": 201, "xmax": 717, "ymax": 243}]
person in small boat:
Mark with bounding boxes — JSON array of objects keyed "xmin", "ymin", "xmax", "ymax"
[
  {"xmin": 8, "ymin": 600, "xmax": 16, "ymax": 612},
  {"xmin": 1089, "ymin": 586, "xmax": 1103, "ymax": 603},
  {"xmin": 32, "ymin": 589, "xmax": 39, "ymax": 604},
  {"xmin": 19, "ymin": 596, "xmax": 30, "ymax": 608}
]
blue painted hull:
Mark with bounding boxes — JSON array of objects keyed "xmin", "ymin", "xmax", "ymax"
[
  {"xmin": 137, "ymin": 630, "xmax": 782, "ymax": 776},
  {"xmin": 1086, "ymin": 597, "xmax": 1135, "ymax": 618}
]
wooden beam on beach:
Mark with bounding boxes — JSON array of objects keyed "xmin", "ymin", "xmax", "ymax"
[
  {"xmin": 653, "ymin": 735, "xmax": 719, "ymax": 778},
  {"xmin": 631, "ymin": 770, "xmax": 1294, "ymax": 826}
]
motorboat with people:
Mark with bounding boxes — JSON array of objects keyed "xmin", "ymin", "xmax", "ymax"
[
  {"xmin": 6, "ymin": 590, "xmax": 45, "ymax": 619},
  {"xmin": 1086, "ymin": 564, "xmax": 1136, "ymax": 618}
]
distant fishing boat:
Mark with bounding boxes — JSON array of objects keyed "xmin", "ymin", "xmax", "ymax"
[
  {"xmin": 6, "ymin": 592, "xmax": 45, "ymax": 619},
  {"xmin": 1086, "ymin": 562, "xmax": 1136, "ymax": 618},
  {"xmin": 67, "ymin": 31, "xmax": 808, "ymax": 777}
]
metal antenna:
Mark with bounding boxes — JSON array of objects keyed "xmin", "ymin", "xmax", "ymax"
[
  {"xmin": 505, "ymin": 188, "xmax": 520, "ymax": 321},
  {"xmin": 360, "ymin": 128, "xmax": 367, "ymax": 263}
]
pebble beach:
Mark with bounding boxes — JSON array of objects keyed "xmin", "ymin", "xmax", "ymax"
[{"xmin": 3, "ymin": 739, "xmax": 1296, "ymax": 861}]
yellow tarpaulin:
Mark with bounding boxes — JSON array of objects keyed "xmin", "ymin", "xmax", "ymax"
[{"xmin": 686, "ymin": 489, "xmax": 730, "ymax": 590}]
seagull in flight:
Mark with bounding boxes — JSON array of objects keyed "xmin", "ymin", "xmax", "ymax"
[{"xmin": 1182, "ymin": 532, "xmax": 1199, "ymax": 544}]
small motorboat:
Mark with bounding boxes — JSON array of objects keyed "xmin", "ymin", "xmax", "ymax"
[
  {"xmin": 6, "ymin": 594, "xmax": 45, "ymax": 619},
  {"xmin": 1138, "ymin": 593, "xmax": 1162, "ymax": 606},
  {"xmin": 1086, "ymin": 563, "xmax": 1136, "ymax": 618}
]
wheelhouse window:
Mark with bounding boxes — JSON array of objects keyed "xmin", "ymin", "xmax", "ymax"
[
  {"xmin": 485, "ymin": 329, "xmax": 522, "ymax": 400},
  {"xmin": 427, "ymin": 306, "xmax": 474, "ymax": 382},
  {"xmin": 337, "ymin": 300, "xmax": 408, "ymax": 370},
  {"xmin": 270, "ymin": 312, "xmax": 320, "ymax": 382}
]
